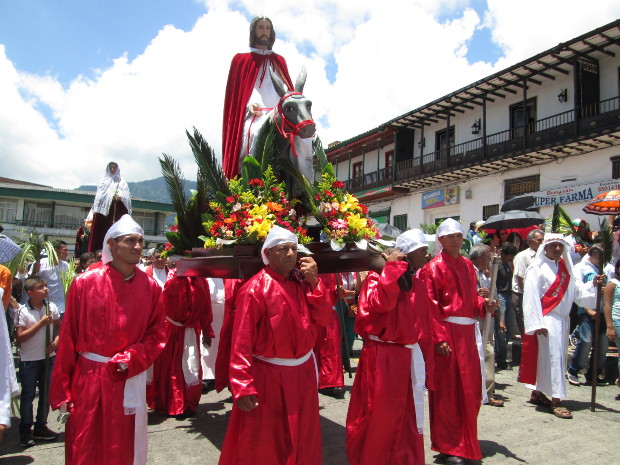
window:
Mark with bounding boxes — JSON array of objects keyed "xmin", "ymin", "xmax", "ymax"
[
  {"xmin": 23, "ymin": 202, "xmax": 52, "ymax": 227},
  {"xmin": 435, "ymin": 126, "xmax": 455, "ymax": 158},
  {"xmin": 54, "ymin": 205, "xmax": 90, "ymax": 229},
  {"xmin": 393, "ymin": 214, "xmax": 408, "ymax": 232},
  {"xmin": 382, "ymin": 151, "xmax": 394, "ymax": 181},
  {"xmin": 510, "ymin": 98, "xmax": 536, "ymax": 138},
  {"xmin": 0, "ymin": 198, "xmax": 18, "ymax": 224},
  {"xmin": 612, "ymin": 156, "xmax": 620, "ymax": 179},
  {"xmin": 352, "ymin": 161, "xmax": 363, "ymax": 188},
  {"xmin": 504, "ymin": 175, "xmax": 540, "ymax": 200},
  {"xmin": 482, "ymin": 204, "xmax": 499, "ymax": 220},
  {"xmin": 132, "ymin": 211, "xmax": 156, "ymax": 235}
]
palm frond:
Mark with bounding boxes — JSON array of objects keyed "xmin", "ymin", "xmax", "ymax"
[
  {"xmin": 313, "ymin": 137, "xmax": 334, "ymax": 178},
  {"xmin": 598, "ymin": 218, "xmax": 613, "ymax": 265},
  {"xmin": 241, "ymin": 156, "xmax": 262, "ymax": 187},
  {"xmin": 187, "ymin": 128, "xmax": 230, "ymax": 197},
  {"xmin": 280, "ymin": 158, "xmax": 318, "ymax": 216},
  {"xmin": 551, "ymin": 204, "xmax": 584, "ymax": 246},
  {"xmin": 59, "ymin": 257, "xmax": 76, "ymax": 297}
]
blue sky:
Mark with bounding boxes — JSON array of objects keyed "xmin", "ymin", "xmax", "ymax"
[{"xmin": 0, "ymin": 0, "xmax": 617, "ymax": 188}]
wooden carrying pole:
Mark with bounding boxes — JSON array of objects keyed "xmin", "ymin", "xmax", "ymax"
[{"xmin": 482, "ymin": 254, "xmax": 500, "ymax": 344}]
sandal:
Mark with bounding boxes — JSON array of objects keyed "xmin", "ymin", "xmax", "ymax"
[
  {"xmin": 488, "ymin": 397, "xmax": 505, "ymax": 407},
  {"xmin": 528, "ymin": 391, "xmax": 551, "ymax": 407},
  {"xmin": 550, "ymin": 404, "xmax": 573, "ymax": 419}
]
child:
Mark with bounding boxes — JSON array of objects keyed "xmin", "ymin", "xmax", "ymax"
[{"xmin": 15, "ymin": 277, "xmax": 61, "ymax": 447}]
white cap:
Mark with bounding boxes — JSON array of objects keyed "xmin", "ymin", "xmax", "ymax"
[
  {"xmin": 395, "ymin": 229, "xmax": 428, "ymax": 254},
  {"xmin": 102, "ymin": 214, "xmax": 144, "ymax": 264},
  {"xmin": 435, "ymin": 218, "xmax": 464, "ymax": 256},
  {"xmin": 260, "ymin": 225, "xmax": 298, "ymax": 265}
]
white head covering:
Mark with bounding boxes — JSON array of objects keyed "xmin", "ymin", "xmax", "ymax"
[
  {"xmin": 396, "ymin": 229, "xmax": 428, "ymax": 254},
  {"xmin": 532, "ymin": 232, "xmax": 574, "ymax": 274},
  {"xmin": 92, "ymin": 162, "xmax": 132, "ymax": 216},
  {"xmin": 260, "ymin": 225, "xmax": 298, "ymax": 265},
  {"xmin": 435, "ymin": 218, "xmax": 464, "ymax": 256},
  {"xmin": 102, "ymin": 214, "xmax": 144, "ymax": 264}
]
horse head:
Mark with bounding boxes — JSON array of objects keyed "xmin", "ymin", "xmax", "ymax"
[{"xmin": 270, "ymin": 66, "xmax": 316, "ymax": 140}]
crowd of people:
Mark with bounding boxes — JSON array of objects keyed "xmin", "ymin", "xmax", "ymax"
[{"xmin": 1, "ymin": 211, "xmax": 618, "ymax": 465}]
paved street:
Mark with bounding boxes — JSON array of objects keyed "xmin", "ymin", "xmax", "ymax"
[{"xmin": 1, "ymin": 345, "xmax": 619, "ymax": 465}]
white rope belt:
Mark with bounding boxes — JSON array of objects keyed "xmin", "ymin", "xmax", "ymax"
[
  {"xmin": 254, "ymin": 350, "xmax": 313, "ymax": 367},
  {"xmin": 79, "ymin": 351, "xmax": 148, "ymax": 465},
  {"xmin": 443, "ymin": 316, "xmax": 488, "ymax": 404},
  {"xmin": 165, "ymin": 317, "xmax": 200, "ymax": 387},
  {"xmin": 368, "ymin": 335, "xmax": 426, "ymax": 433}
]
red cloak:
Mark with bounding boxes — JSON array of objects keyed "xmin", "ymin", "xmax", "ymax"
[
  {"xmin": 222, "ymin": 52, "xmax": 293, "ymax": 179},
  {"xmin": 148, "ymin": 270, "xmax": 213, "ymax": 416},
  {"xmin": 314, "ymin": 274, "xmax": 344, "ymax": 389}
]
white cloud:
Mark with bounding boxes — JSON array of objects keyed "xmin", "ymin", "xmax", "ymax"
[{"xmin": 1, "ymin": 1, "xmax": 619, "ymax": 189}]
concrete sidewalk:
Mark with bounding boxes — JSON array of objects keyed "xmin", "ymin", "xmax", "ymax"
[{"xmin": 1, "ymin": 354, "xmax": 618, "ymax": 464}]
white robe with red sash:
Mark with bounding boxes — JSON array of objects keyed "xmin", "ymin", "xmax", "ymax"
[{"xmin": 521, "ymin": 255, "xmax": 596, "ymax": 399}]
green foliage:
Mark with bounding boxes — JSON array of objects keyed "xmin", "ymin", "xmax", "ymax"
[
  {"xmin": 419, "ymin": 223, "xmax": 438, "ymax": 235},
  {"xmin": 313, "ymin": 137, "xmax": 335, "ymax": 178},
  {"xmin": 7, "ymin": 231, "xmax": 58, "ymax": 277},
  {"xmin": 550, "ymin": 204, "xmax": 584, "ymax": 246},
  {"xmin": 598, "ymin": 218, "xmax": 613, "ymax": 266}
]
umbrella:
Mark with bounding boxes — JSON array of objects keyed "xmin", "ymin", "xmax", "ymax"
[
  {"xmin": 0, "ymin": 234, "xmax": 21, "ymax": 263},
  {"xmin": 582, "ymin": 190, "xmax": 620, "ymax": 215},
  {"xmin": 581, "ymin": 190, "xmax": 620, "ymax": 412},
  {"xmin": 372, "ymin": 222, "xmax": 403, "ymax": 239},
  {"xmin": 481, "ymin": 210, "xmax": 545, "ymax": 231}
]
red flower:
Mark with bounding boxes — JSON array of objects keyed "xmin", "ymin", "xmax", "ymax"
[
  {"xmin": 165, "ymin": 243, "xmax": 172, "ymax": 251},
  {"xmin": 170, "ymin": 225, "xmax": 179, "ymax": 233},
  {"xmin": 271, "ymin": 186, "xmax": 279, "ymax": 193},
  {"xmin": 324, "ymin": 190, "xmax": 334, "ymax": 198},
  {"xmin": 359, "ymin": 204, "xmax": 368, "ymax": 214},
  {"xmin": 235, "ymin": 229, "xmax": 244, "ymax": 237},
  {"xmin": 332, "ymin": 180, "xmax": 345, "ymax": 189},
  {"xmin": 315, "ymin": 194, "xmax": 321, "ymax": 200},
  {"xmin": 249, "ymin": 179, "xmax": 265, "ymax": 187}
]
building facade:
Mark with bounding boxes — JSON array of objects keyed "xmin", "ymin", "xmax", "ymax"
[
  {"xmin": 327, "ymin": 20, "xmax": 620, "ymax": 233},
  {"xmin": 0, "ymin": 178, "xmax": 174, "ymax": 254}
]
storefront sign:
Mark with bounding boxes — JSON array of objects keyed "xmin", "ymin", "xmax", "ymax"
[
  {"xmin": 422, "ymin": 187, "xmax": 459, "ymax": 209},
  {"xmin": 532, "ymin": 179, "xmax": 620, "ymax": 207}
]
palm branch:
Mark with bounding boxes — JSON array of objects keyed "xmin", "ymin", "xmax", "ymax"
[
  {"xmin": 598, "ymin": 218, "xmax": 613, "ymax": 265},
  {"xmin": 187, "ymin": 127, "xmax": 230, "ymax": 198},
  {"xmin": 551, "ymin": 204, "xmax": 585, "ymax": 246},
  {"xmin": 313, "ymin": 137, "xmax": 335, "ymax": 178},
  {"xmin": 8, "ymin": 232, "xmax": 58, "ymax": 277}
]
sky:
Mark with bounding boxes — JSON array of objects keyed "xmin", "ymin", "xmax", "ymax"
[{"xmin": 0, "ymin": 0, "xmax": 618, "ymax": 189}]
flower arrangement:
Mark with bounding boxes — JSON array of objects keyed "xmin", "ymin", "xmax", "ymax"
[
  {"xmin": 199, "ymin": 166, "xmax": 310, "ymax": 247},
  {"xmin": 314, "ymin": 172, "xmax": 378, "ymax": 247}
]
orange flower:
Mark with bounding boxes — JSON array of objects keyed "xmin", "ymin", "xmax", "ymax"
[{"xmin": 266, "ymin": 202, "xmax": 283, "ymax": 212}]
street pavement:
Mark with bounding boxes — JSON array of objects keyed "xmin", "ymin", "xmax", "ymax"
[{"xmin": 1, "ymin": 343, "xmax": 619, "ymax": 464}]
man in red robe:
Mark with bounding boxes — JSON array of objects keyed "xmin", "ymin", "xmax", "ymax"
[
  {"xmin": 419, "ymin": 219, "xmax": 496, "ymax": 465},
  {"xmin": 147, "ymin": 270, "xmax": 213, "ymax": 416},
  {"xmin": 222, "ymin": 16, "xmax": 294, "ymax": 179},
  {"xmin": 346, "ymin": 230, "xmax": 435, "ymax": 465},
  {"xmin": 50, "ymin": 215, "xmax": 166, "ymax": 465},
  {"xmin": 218, "ymin": 226, "xmax": 332, "ymax": 465},
  {"xmin": 314, "ymin": 273, "xmax": 346, "ymax": 399}
]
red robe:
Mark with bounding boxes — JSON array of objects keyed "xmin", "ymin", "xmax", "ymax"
[
  {"xmin": 419, "ymin": 252, "xmax": 485, "ymax": 461},
  {"xmin": 346, "ymin": 262, "xmax": 435, "ymax": 465},
  {"xmin": 148, "ymin": 270, "xmax": 213, "ymax": 415},
  {"xmin": 314, "ymin": 274, "xmax": 344, "ymax": 389},
  {"xmin": 214, "ymin": 278, "xmax": 246, "ymax": 393},
  {"xmin": 218, "ymin": 267, "xmax": 332, "ymax": 465},
  {"xmin": 222, "ymin": 52, "xmax": 293, "ymax": 179},
  {"xmin": 50, "ymin": 265, "xmax": 166, "ymax": 465}
]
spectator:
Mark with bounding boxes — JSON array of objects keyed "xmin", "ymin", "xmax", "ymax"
[
  {"xmin": 496, "ymin": 242, "xmax": 518, "ymax": 370},
  {"xmin": 31, "ymin": 240, "xmax": 71, "ymax": 316},
  {"xmin": 603, "ymin": 258, "xmax": 620, "ymax": 388},
  {"xmin": 511, "ymin": 229, "xmax": 544, "ymax": 340},
  {"xmin": 567, "ymin": 244, "xmax": 608, "ymax": 386},
  {"xmin": 506, "ymin": 232, "xmax": 524, "ymax": 252},
  {"xmin": 75, "ymin": 252, "xmax": 96, "ymax": 274},
  {"xmin": 144, "ymin": 245, "xmax": 170, "ymax": 289},
  {"xmin": 15, "ymin": 277, "xmax": 61, "ymax": 447}
]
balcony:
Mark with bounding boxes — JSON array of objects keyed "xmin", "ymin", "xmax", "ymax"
[
  {"xmin": 346, "ymin": 166, "xmax": 394, "ymax": 194},
  {"xmin": 394, "ymin": 96, "xmax": 620, "ymax": 186}
]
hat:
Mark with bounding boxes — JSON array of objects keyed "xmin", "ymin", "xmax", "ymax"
[
  {"xmin": 474, "ymin": 220, "xmax": 485, "ymax": 231},
  {"xmin": 435, "ymin": 218, "xmax": 464, "ymax": 256},
  {"xmin": 260, "ymin": 225, "xmax": 298, "ymax": 265},
  {"xmin": 102, "ymin": 214, "xmax": 144, "ymax": 264},
  {"xmin": 395, "ymin": 229, "xmax": 428, "ymax": 254}
]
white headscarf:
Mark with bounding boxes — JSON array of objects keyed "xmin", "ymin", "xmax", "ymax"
[
  {"xmin": 396, "ymin": 229, "xmax": 428, "ymax": 254},
  {"xmin": 92, "ymin": 162, "xmax": 132, "ymax": 216},
  {"xmin": 435, "ymin": 218, "xmax": 464, "ymax": 256},
  {"xmin": 260, "ymin": 225, "xmax": 298, "ymax": 265},
  {"xmin": 101, "ymin": 214, "xmax": 144, "ymax": 264},
  {"xmin": 532, "ymin": 232, "xmax": 574, "ymax": 275}
]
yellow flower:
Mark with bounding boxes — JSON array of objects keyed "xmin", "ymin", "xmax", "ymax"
[
  {"xmin": 341, "ymin": 193, "xmax": 359, "ymax": 212},
  {"xmin": 203, "ymin": 237, "xmax": 217, "ymax": 248},
  {"xmin": 250, "ymin": 204, "xmax": 269, "ymax": 218},
  {"xmin": 346, "ymin": 213, "xmax": 367, "ymax": 231},
  {"xmin": 247, "ymin": 218, "xmax": 274, "ymax": 238}
]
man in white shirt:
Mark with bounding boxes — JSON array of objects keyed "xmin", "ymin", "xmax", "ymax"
[
  {"xmin": 511, "ymin": 229, "xmax": 544, "ymax": 340},
  {"xmin": 32, "ymin": 240, "xmax": 70, "ymax": 316}
]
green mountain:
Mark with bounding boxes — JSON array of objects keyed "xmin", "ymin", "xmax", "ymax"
[{"xmin": 77, "ymin": 176, "xmax": 196, "ymax": 204}]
